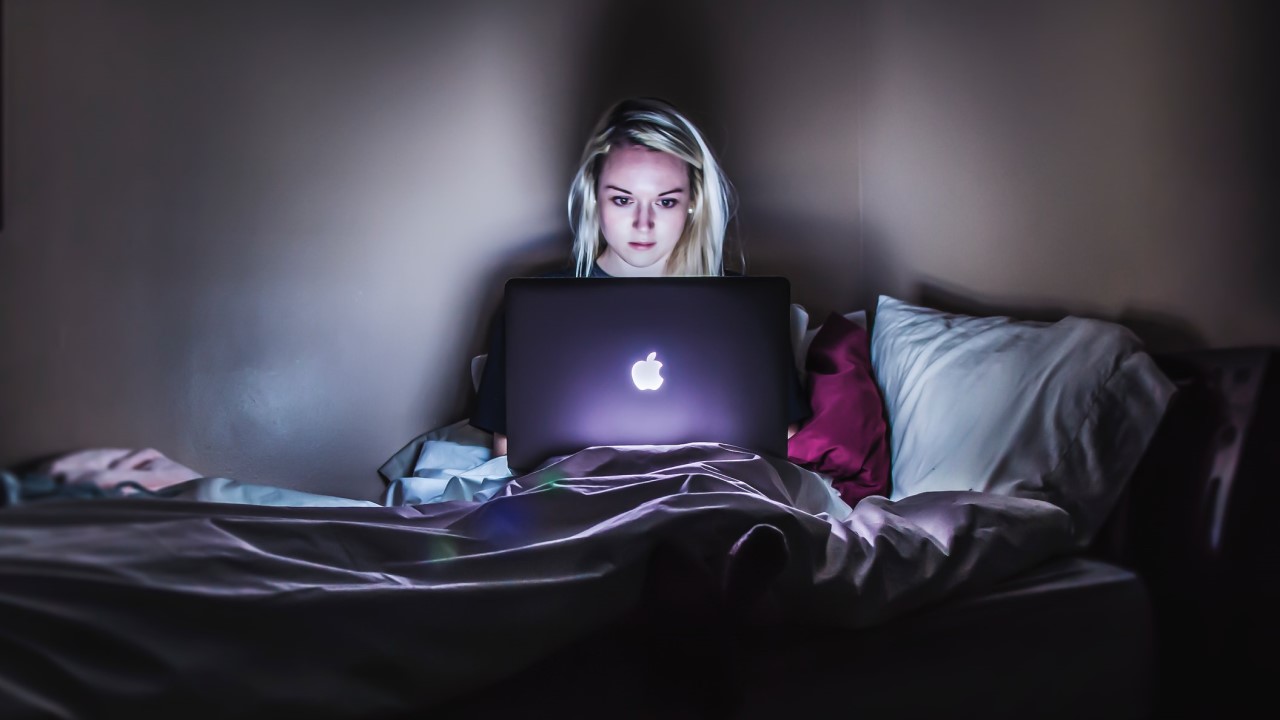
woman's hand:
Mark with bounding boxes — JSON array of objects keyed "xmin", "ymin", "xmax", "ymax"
[{"xmin": 787, "ymin": 423, "xmax": 799, "ymax": 439}]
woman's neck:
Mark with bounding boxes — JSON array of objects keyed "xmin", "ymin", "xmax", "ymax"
[{"xmin": 595, "ymin": 251, "xmax": 670, "ymax": 278}]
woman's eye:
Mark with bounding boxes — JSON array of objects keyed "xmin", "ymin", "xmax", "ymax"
[
  {"xmin": 658, "ymin": 198, "xmax": 679, "ymax": 209},
  {"xmin": 611, "ymin": 196, "xmax": 631, "ymax": 206}
]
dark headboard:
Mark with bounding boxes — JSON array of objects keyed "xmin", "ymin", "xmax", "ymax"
[{"xmin": 1092, "ymin": 348, "xmax": 1278, "ymax": 714}]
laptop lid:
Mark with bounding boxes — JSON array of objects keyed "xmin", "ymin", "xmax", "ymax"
[{"xmin": 504, "ymin": 276, "xmax": 792, "ymax": 473}]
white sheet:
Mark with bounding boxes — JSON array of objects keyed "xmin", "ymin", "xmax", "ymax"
[{"xmin": 0, "ymin": 443, "xmax": 1073, "ymax": 716}]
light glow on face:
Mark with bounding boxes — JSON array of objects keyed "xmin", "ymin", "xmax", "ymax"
[
  {"xmin": 631, "ymin": 351, "xmax": 664, "ymax": 390},
  {"xmin": 596, "ymin": 144, "xmax": 690, "ymax": 277}
]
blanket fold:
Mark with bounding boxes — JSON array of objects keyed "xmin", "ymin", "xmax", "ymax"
[{"xmin": 0, "ymin": 442, "xmax": 1072, "ymax": 718}]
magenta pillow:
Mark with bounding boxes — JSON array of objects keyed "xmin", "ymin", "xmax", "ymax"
[{"xmin": 787, "ymin": 311, "xmax": 891, "ymax": 508}]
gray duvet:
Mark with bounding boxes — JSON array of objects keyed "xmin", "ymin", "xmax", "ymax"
[{"xmin": 0, "ymin": 443, "xmax": 1074, "ymax": 717}]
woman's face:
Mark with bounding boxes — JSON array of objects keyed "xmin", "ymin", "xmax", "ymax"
[{"xmin": 595, "ymin": 144, "xmax": 690, "ymax": 277}]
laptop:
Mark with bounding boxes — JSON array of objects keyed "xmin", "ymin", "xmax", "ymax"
[{"xmin": 504, "ymin": 276, "xmax": 792, "ymax": 473}]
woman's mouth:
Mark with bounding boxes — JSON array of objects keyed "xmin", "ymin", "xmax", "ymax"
[{"xmin": 629, "ymin": 242, "xmax": 656, "ymax": 250}]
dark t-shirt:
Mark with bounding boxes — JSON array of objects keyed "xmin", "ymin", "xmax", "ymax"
[{"xmin": 469, "ymin": 262, "xmax": 812, "ymax": 435}]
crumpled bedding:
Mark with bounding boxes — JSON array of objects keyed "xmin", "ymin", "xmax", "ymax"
[
  {"xmin": 0, "ymin": 442, "xmax": 1074, "ymax": 718},
  {"xmin": 378, "ymin": 419, "xmax": 512, "ymax": 505}
]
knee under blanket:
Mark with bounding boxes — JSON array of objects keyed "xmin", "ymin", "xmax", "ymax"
[{"xmin": 0, "ymin": 443, "xmax": 1072, "ymax": 718}]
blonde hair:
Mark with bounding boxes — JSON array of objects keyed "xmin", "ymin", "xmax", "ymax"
[{"xmin": 567, "ymin": 98, "xmax": 735, "ymax": 277}]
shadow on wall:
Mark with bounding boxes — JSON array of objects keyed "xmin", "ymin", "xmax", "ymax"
[
  {"xmin": 572, "ymin": 0, "xmax": 725, "ymax": 165},
  {"xmin": 453, "ymin": 231, "xmax": 570, "ymax": 400},
  {"xmin": 566, "ymin": 0, "xmax": 852, "ymax": 315},
  {"xmin": 913, "ymin": 281, "xmax": 1207, "ymax": 355},
  {"xmin": 859, "ymin": 222, "xmax": 1206, "ymax": 353},
  {"xmin": 451, "ymin": 0, "xmax": 732, "ymax": 425},
  {"xmin": 473, "ymin": 0, "xmax": 729, "ymax": 293},
  {"xmin": 566, "ymin": 0, "xmax": 757, "ymax": 270},
  {"xmin": 737, "ymin": 210, "xmax": 863, "ymax": 321},
  {"xmin": 1236, "ymin": 0, "xmax": 1280, "ymax": 313}
]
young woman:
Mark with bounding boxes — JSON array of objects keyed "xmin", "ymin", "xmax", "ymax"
[{"xmin": 470, "ymin": 97, "xmax": 810, "ymax": 456}]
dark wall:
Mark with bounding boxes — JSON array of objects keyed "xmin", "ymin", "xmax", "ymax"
[
  {"xmin": 0, "ymin": 0, "xmax": 861, "ymax": 496},
  {"xmin": 3, "ymin": 1, "xmax": 1274, "ymax": 497},
  {"xmin": 858, "ymin": 0, "xmax": 1280, "ymax": 349}
]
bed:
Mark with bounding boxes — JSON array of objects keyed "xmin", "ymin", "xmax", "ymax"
[
  {"xmin": 435, "ymin": 345, "xmax": 1276, "ymax": 719},
  {"xmin": 1, "ymin": 297, "xmax": 1273, "ymax": 719}
]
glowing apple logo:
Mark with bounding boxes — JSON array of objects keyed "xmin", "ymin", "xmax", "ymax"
[{"xmin": 631, "ymin": 351, "xmax": 664, "ymax": 391}]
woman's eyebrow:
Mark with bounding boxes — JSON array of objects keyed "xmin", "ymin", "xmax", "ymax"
[{"xmin": 603, "ymin": 185, "xmax": 686, "ymax": 196}]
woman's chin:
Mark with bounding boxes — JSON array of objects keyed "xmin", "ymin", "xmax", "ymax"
[{"xmin": 601, "ymin": 250, "xmax": 670, "ymax": 276}]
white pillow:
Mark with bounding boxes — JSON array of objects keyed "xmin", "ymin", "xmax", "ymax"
[
  {"xmin": 790, "ymin": 304, "xmax": 867, "ymax": 372},
  {"xmin": 870, "ymin": 295, "xmax": 1174, "ymax": 547}
]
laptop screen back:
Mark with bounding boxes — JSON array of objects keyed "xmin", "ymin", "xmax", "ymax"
[{"xmin": 504, "ymin": 276, "xmax": 791, "ymax": 473}]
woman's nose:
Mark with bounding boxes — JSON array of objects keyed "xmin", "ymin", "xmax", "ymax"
[{"xmin": 633, "ymin": 203, "xmax": 654, "ymax": 230}]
